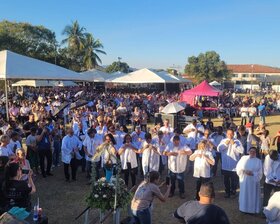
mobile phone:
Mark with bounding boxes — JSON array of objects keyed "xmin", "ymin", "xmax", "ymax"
[
  {"xmin": 22, "ymin": 169, "xmax": 29, "ymax": 175},
  {"xmin": 165, "ymin": 176, "xmax": 170, "ymax": 185}
]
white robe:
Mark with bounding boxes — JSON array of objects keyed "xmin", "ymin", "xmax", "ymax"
[
  {"xmin": 236, "ymin": 155, "xmax": 263, "ymax": 213},
  {"xmin": 141, "ymin": 141, "xmax": 160, "ymax": 175},
  {"xmin": 263, "ymin": 192, "xmax": 280, "ymax": 224}
]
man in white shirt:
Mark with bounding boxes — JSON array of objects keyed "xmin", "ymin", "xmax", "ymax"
[
  {"xmin": 116, "ymin": 102, "xmax": 127, "ymax": 126},
  {"xmin": 240, "ymin": 104, "xmax": 248, "ymax": 126},
  {"xmin": 159, "ymin": 119, "xmax": 174, "ymax": 141},
  {"xmin": 183, "ymin": 119, "xmax": 204, "ymax": 151},
  {"xmin": 131, "ymin": 126, "xmax": 146, "ymax": 175},
  {"xmin": 248, "ymin": 103, "xmax": 257, "ymax": 125},
  {"xmin": 263, "ymin": 150, "xmax": 280, "ymax": 207},
  {"xmin": 61, "ymin": 128, "xmax": 82, "ymax": 182},
  {"xmin": 164, "ymin": 135, "xmax": 192, "ymax": 199},
  {"xmin": 217, "ymin": 129, "xmax": 244, "ymax": 198},
  {"xmin": 83, "ymin": 128, "xmax": 103, "ymax": 180}
]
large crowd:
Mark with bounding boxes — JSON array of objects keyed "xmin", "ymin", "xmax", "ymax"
[{"xmin": 0, "ymin": 87, "xmax": 280, "ymax": 224}]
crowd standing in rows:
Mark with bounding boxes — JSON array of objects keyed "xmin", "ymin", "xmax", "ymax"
[{"xmin": 0, "ymin": 87, "xmax": 279, "ymax": 224}]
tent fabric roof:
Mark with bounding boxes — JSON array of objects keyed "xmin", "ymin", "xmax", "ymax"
[
  {"xmin": 80, "ymin": 69, "xmax": 110, "ymax": 82},
  {"xmin": 12, "ymin": 80, "xmax": 77, "ymax": 87},
  {"xmin": 0, "ymin": 50, "xmax": 83, "ymax": 81},
  {"xmin": 105, "ymin": 68, "xmax": 189, "ymax": 83},
  {"xmin": 209, "ymin": 81, "xmax": 221, "ymax": 86},
  {"xmin": 181, "ymin": 80, "xmax": 222, "ymax": 97}
]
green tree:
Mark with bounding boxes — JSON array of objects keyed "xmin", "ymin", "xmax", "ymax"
[
  {"xmin": 61, "ymin": 20, "xmax": 85, "ymax": 52},
  {"xmin": 184, "ymin": 51, "xmax": 230, "ymax": 83},
  {"xmin": 0, "ymin": 20, "xmax": 58, "ymax": 64},
  {"xmin": 105, "ymin": 61, "xmax": 130, "ymax": 73},
  {"xmin": 82, "ymin": 33, "xmax": 106, "ymax": 70}
]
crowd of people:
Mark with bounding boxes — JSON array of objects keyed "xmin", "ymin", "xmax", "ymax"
[{"xmin": 0, "ymin": 87, "xmax": 279, "ymax": 224}]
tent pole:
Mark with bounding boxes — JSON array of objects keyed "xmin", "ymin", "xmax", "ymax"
[{"xmin": 5, "ymin": 79, "xmax": 9, "ymax": 121}]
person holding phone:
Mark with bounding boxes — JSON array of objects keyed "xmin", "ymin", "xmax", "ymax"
[
  {"xmin": 131, "ymin": 171, "xmax": 171, "ymax": 224},
  {"xmin": 3, "ymin": 162, "xmax": 36, "ymax": 211},
  {"xmin": 15, "ymin": 148, "xmax": 31, "ymax": 181}
]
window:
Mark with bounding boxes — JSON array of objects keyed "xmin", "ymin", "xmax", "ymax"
[{"xmin": 242, "ymin": 74, "xmax": 249, "ymax": 78}]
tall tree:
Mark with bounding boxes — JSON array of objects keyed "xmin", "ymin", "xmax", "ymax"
[
  {"xmin": 184, "ymin": 51, "xmax": 230, "ymax": 83},
  {"xmin": 0, "ymin": 20, "xmax": 58, "ymax": 64},
  {"xmin": 82, "ymin": 33, "xmax": 106, "ymax": 70},
  {"xmin": 105, "ymin": 61, "xmax": 130, "ymax": 73},
  {"xmin": 61, "ymin": 20, "xmax": 85, "ymax": 52}
]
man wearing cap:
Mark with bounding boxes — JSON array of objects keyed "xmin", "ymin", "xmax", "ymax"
[{"xmin": 174, "ymin": 182, "xmax": 230, "ymax": 224}]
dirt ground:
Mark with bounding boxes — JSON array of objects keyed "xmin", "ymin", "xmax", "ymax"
[{"xmin": 32, "ymin": 115, "xmax": 278, "ymax": 224}]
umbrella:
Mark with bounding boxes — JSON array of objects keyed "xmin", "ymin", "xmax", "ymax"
[
  {"xmin": 161, "ymin": 102, "xmax": 185, "ymax": 114},
  {"xmin": 53, "ymin": 102, "xmax": 70, "ymax": 116},
  {"xmin": 70, "ymin": 99, "xmax": 88, "ymax": 110},
  {"xmin": 74, "ymin": 91, "xmax": 84, "ymax": 98}
]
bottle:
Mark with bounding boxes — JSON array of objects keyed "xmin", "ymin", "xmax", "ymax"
[{"xmin": 33, "ymin": 204, "xmax": 38, "ymax": 221}]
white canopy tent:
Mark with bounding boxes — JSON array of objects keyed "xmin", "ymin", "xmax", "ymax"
[
  {"xmin": 209, "ymin": 81, "xmax": 221, "ymax": 86},
  {"xmin": 0, "ymin": 50, "xmax": 84, "ymax": 120},
  {"xmin": 0, "ymin": 50, "xmax": 84, "ymax": 81},
  {"xmin": 105, "ymin": 68, "xmax": 191, "ymax": 92},
  {"xmin": 80, "ymin": 69, "xmax": 110, "ymax": 82},
  {"xmin": 12, "ymin": 80, "xmax": 78, "ymax": 87}
]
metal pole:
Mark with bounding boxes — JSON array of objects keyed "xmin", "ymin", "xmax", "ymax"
[{"xmin": 5, "ymin": 79, "xmax": 9, "ymax": 121}]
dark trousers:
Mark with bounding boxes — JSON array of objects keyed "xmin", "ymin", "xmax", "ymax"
[
  {"xmin": 249, "ymin": 116, "xmax": 255, "ymax": 125},
  {"xmin": 263, "ymin": 182, "xmax": 280, "ymax": 206},
  {"xmin": 222, "ymin": 170, "xmax": 238, "ymax": 195},
  {"xmin": 212, "ymin": 153, "xmax": 221, "ymax": 176},
  {"xmin": 26, "ymin": 147, "xmax": 38, "ymax": 171},
  {"xmin": 277, "ymin": 142, "xmax": 280, "ymax": 154},
  {"xmin": 241, "ymin": 117, "xmax": 247, "ymax": 125},
  {"xmin": 137, "ymin": 155, "xmax": 143, "ymax": 176},
  {"xmin": 38, "ymin": 149, "xmax": 52, "ymax": 175},
  {"xmin": 195, "ymin": 177, "xmax": 210, "ymax": 200},
  {"xmin": 86, "ymin": 160, "xmax": 101, "ymax": 180},
  {"xmin": 123, "ymin": 162, "xmax": 137, "ymax": 187},
  {"xmin": 64, "ymin": 158, "xmax": 77, "ymax": 180},
  {"xmin": 132, "ymin": 208, "xmax": 151, "ymax": 224},
  {"xmin": 52, "ymin": 141, "xmax": 61, "ymax": 166},
  {"xmin": 159, "ymin": 157, "xmax": 165, "ymax": 175},
  {"xmin": 169, "ymin": 170, "xmax": 185, "ymax": 194},
  {"xmin": 78, "ymin": 150, "xmax": 86, "ymax": 172}
]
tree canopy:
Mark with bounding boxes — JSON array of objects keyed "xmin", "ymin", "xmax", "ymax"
[
  {"xmin": 105, "ymin": 61, "xmax": 130, "ymax": 73},
  {"xmin": 0, "ymin": 20, "xmax": 106, "ymax": 72},
  {"xmin": 184, "ymin": 51, "xmax": 230, "ymax": 83}
]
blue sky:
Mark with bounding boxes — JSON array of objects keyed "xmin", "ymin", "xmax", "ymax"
[{"xmin": 1, "ymin": 0, "xmax": 280, "ymax": 71}]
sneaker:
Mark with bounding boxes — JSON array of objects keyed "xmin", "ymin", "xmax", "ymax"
[{"xmin": 180, "ymin": 193, "xmax": 186, "ymax": 199}]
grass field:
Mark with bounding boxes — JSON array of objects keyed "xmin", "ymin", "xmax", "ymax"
[{"xmin": 31, "ymin": 115, "xmax": 279, "ymax": 224}]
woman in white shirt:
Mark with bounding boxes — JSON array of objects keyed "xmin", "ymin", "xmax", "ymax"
[
  {"xmin": 189, "ymin": 140, "xmax": 215, "ymax": 200},
  {"xmin": 118, "ymin": 134, "xmax": 138, "ymax": 187}
]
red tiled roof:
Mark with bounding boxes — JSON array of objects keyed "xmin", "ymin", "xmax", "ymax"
[{"xmin": 227, "ymin": 64, "xmax": 280, "ymax": 74}]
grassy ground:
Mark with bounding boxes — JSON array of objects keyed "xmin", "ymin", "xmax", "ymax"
[{"xmin": 31, "ymin": 115, "xmax": 279, "ymax": 224}]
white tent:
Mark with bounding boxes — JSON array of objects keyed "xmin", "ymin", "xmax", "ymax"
[
  {"xmin": 105, "ymin": 68, "xmax": 187, "ymax": 84},
  {"xmin": 11, "ymin": 80, "xmax": 78, "ymax": 87},
  {"xmin": 80, "ymin": 69, "xmax": 110, "ymax": 82},
  {"xmin": 0, "ymin": 50, "xmax": 83, "ymax": 81},
  {"xmin": 157, "ymin": 71, "xmax": 192, "ymax": 83},
  {"xmin": 209, "ymin": 81, "xmax": 221, "ymax": 86}
]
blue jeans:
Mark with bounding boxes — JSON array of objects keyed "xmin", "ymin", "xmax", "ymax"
[
  {"xmin": 169, "ymin": 170, "xmax": 185, "ymax": 194},
  {"xmin": 132, "ymin": 208, "xmax": 151, "ymax": 224},
  {"xmin": 260, "ymin": 116, "xmax": 266, "ymax": 124}
]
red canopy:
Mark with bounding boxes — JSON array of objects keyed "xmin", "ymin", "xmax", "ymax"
[{"xmin": 180, "ymin": 80, "xmax": 221, "ymax": 105}]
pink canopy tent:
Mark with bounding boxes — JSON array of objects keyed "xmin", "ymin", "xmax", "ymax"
[{"xmin": 180, "ymin": 80, "xmax": 221, "ymax": 106}]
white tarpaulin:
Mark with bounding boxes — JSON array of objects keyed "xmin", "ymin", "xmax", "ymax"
[
  {"xmin": 105, "ymin": 68, "xmax": 189, "ymax": 84},
  {"xmin": 209, "ymin": 81, "xmax": 221, "ymax": 86},
  {"xmin": 12, "ymin": 80, "xmax": 78, "ymax": 87},
  {"xmin": 80, "ymin": 69, "xmax": 110, "ymax": 82},
  {"xmin": 0, "ymin": 50, "xmax": 84, "ymax": 81},
  {"xmin": 161, "ymin": 102, "xmax": 185, "ymax": 114}
]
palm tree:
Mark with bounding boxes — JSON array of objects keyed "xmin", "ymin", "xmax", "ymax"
[
  {"xmin": 61, "ymin": 20, "xmax": 85, "ymax": 52},
  {"xmin": 82, "ymin": 33, "xmax": 106, "ymax": 69}
]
